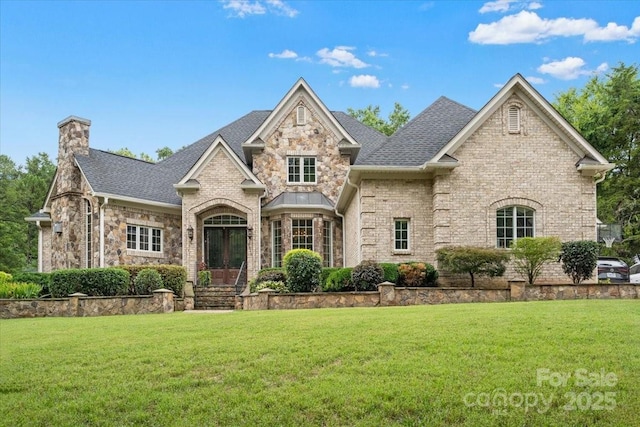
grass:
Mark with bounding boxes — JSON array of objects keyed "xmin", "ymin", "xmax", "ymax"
[{"xmin": 1, "ymin": 300, "xmax": 638, "ymax": 426}]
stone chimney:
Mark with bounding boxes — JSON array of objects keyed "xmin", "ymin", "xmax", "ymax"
[{"xmin": 56, "ymin": 116, "xmax": 91, "ymax": 194}]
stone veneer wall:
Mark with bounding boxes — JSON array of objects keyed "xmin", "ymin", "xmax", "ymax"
[
  {"xmin": 0, "ymin": 289, "xmax": 179, "ymax": 319},
  {"xmin": 242, "ymin": 283, "xmax": 638, "ymax": 310},
  {"xmin": 435, "ymin": 94, "xmax": 598, "ymax": 284}
]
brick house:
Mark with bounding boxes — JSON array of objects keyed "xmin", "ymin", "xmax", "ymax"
[{"xmin": 27, "ymin": 74, "xmax": 612, "ymax": 289}]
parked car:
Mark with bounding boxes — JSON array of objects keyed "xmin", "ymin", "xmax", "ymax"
[
  {"xmin": 630, "ymin": 262, "xmax": 640, "ymax": 284},
  {"xmin": 597, "ymin": 257, "xmax": 629, "ymax": 283}
]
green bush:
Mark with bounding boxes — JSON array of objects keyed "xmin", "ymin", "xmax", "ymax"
[
  {"xmin": 12, "ymin": 272, "xmax": 52, "ymax": 296},
  {"xmin": 560, "ymin": 241, "xmax": 599, "ymax": 284},
  {"xmin": 351, "ymin": 260, "xmax": 384, "ymax": 291},
  {"xmin": 255, "ymin": 268, "xmax": 287, "ymax": 285},
  {"xmin": 436, "ymin": 246, "xmax": 509, "ymax": 288},
  {"xmin": 49, "ymin": 268, "xmax": 129, "ymax": 297},
  {"xmin": 321, "ymin": 268, "xmax": 341, "ymax": 287},
  {"xmin": 197, "ymin": 270, "xmax": 211, "ymax": 287},
  {"xmin": 253, "ymin": 280, "xmax": 290, "ymax": 293},
  {"xmin": 0, "ymin": 282, "xmax": 42, "ymax": 299},
  {"xmin": 397, "ymin": 262, "xmax": 438, "ymax": 287},
  {"xmin": 324, "ymin": 268, "xmax": 353, "ymax": 292},
  {"xmin": 283, "ymin": 249, "xmax": 322, "ymax": 292},
  {"xmin": 118, "ymin": 265, "xmax": 186, "ymax": 295},
  {"xmin": 134, "ymin": 269, "xmax": 164, "ymax": 294},
  {"xmin": 0, "ymin": 271, "xmax": 13, "ymax": 284},
  {"xmin": 380, "ymin": 263, "xmax": 399, "ymax": 284},
  {"xmin": 511, "ymin": 236, "xmax": 562, "ymax": 285}
]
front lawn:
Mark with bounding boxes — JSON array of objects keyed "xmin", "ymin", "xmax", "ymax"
[{"xmin": 1, "ymin": 300, "xmax": 638, "ymax": 426}]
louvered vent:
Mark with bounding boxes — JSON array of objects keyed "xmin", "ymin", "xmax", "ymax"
[
  {"xmin": 508, "ymin": 106, "xmax": 520, "ymax": 133},
  {"xmin": 297, "ymin": 106, "xmax": 306, "ymax": 125}
]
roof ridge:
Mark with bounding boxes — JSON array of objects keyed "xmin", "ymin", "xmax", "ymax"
[{"xmin": 87, "ymin": 148, "xmax": 156, "ymax": 164}]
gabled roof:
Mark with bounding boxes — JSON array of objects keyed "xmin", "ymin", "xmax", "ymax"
[{"xmin": 358, "ymin": 97, "xmax": 476, "ymax": 166}]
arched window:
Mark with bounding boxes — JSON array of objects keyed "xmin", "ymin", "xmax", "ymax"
[{"xmin": 496, "ymin": 206, "xmax": 534, "ymax": 248}]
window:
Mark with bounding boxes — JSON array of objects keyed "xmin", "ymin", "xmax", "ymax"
[
  {"xmin": 394, "ymin": 219, "xmax": 409, "ymax": 251},
  {"xmin": 297, "ymin": 106, "xmax": 306, "ymax": 125},
  {"xmin": 85, "ymin": 200, "xmax": 92, "ymax": 268},
  {"xmin": 204, "ymin": 215, "xmax": 247, "ymax": 225},
  {"xmin": 496, "ymin": 206, "xmax": 534, "ymax": 248},
  {"xmin": 272, "ymin": 221, "xmax": 282, "ymax": 267},
  {"xmin": 323, "ymin": 221, "xmax": 333, "ymax": 267},
  {"xmin": 288, "ymin": 157, "xmax": 316, "ymax": 183},
  {"xmin": 127, "ymin": 225, "xmax": 163, "ymax": 252},
  {"xmin": 292, "ymin": 219, "xmax": 313, "ymax": 250},
  {"xmin": 508, "ymin": 106, "xmax": 521, "ymax": 133}
]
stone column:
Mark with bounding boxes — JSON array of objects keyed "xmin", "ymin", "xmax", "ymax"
[
  {"xmin": 377, "ymin": 282, "xmax": 396, "ymax": 306},
  {"xmin": 68, "ymin": 292, "xmax": 87, "ymax": 317},
  {"xmin": 509, "ymin": 280, "xmax": 526, "ymax": 302},
  {"xmin": 152, "ymin": 289, "xmax": 175, "ymax": 313}
]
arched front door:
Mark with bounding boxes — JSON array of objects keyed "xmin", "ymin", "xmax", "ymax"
[{"xmin": 204, "ymin": 215, "xmax": 247, "ymax": 285}]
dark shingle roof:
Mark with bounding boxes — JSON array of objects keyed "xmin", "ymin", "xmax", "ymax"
[{"xmin": 358, "ymin": 97, "xmax": 477, "ymax": 166}]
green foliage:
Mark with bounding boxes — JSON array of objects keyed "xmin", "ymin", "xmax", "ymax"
[
  {"xmin": 0, "ymin": 282, "xmax": 42, "ymax": 298},
  {"xmin": 0, "ymin": 153, "xmax": 55, "ymax": 272},
  {"xmin": 49, "ymin": 268, "xmax": 129, "ymax": 297},
  {"xmin": 252, "ymin": 280, "xmax": 290, "ymax": 293},
  {"xmin": 12, "ymin": 272, "xmax": 51, "ymax": 295},
  {"xmin": 560, "ymin": 241, "xmax": 600, "ymax": 284},
  {"xmin": 118, "ymin": 265, "xmax": 186, "ymax": 295},
  {"xmin": 283, "ymin": 249, "xmax": 322, "ymax": 292},
  {"xmin": 554, "ymin": 63, "xmax": 640, "ymax": 258},
  {"xmin": 323, "ymin": 268, "xmax": 353, "ymax": 292},
  {"xmin": 347, "ymin": 102, "xmax": 411, "ymax": 136},
  {"xmin": 511, "ymin": 237, "xmax": 562, "ymax": 285},
  {"xmin": 380, "ymin": 263, "xmax": 399, "ymax": 284},
  {"xmin": 249, "ymin": 268, "xmax": 288, "ymax": 292},
  {"xmin": 397, "ymin": 262, "xmax": 438, "ymax": 287},
  {"xmin": 0, "ymin": 271, "xmax": 13, "ymax": 284},
  {"xmin": 321, "ymin": 268, "xmax": 341, "ymax": 287},
  {"xmin": 351, "ymin": 260, "xmax": 384, "ymax": 291},
  {"xmin": 134, "ymin": 269, "xmax": 164, "ymax": 294},
  {"xmin": 436, "ymin": 246, "xmax": 510, "ymax": 287},
  {"xmin": 197, "ymin": 270, "xmax": 211, "ymax": 287}
]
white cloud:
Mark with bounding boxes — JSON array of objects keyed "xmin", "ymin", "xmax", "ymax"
[
  {"xmin": 317, "ymin": 47, "xmax": 369, "ymax": 68},
  {"xmin": 222, "ymin": 0, "xmax": 298, "ymax": 18},
  {"xmin": 367, "ymin": 50, "xmax": 389, "ymax": 57},
  {"xmin": 525, "ymin": 76, "xmax": 545, "ymax": 84},
  {"xmin": 479, "ymin": 0, "xmax": 514, "ymax": 14},
  {"xmin": 537, "ymin": 57, "xmax": 608, "ymax": 80},
  {"xmin": 268, "ymin": 49, "xmax": 298, "ymax": 59},
  {"xmin": 401, "ymin": 84, "xmax": 410, "ymax": 90},
  {"xmin": 469, "ymin": 11, "xmax": 640, "ymax": 44},
  {"xmin": 528, "ymin": 2, "xmax": 542, "ymax": 10},
  {"xmin": 349, "ymin": 75, "xmax": 380, "ymax": 88}
]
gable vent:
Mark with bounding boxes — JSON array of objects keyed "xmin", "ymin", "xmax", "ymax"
[
  {"xmin": 297, "ymin": 106, "xmax": 306, "ymax": 125},
  {"xmin": 508, "ymin": 106, "xmax": 520, "ymax": 133}
]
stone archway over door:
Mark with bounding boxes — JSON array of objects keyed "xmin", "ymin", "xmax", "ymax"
[{"xmin": 204, "ymin": 215, "xmax": 247, "ymax": 285}]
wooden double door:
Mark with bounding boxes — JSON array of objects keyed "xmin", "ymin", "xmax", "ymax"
[{"xmin": 205, "ymin": 227, "xmax": 247, "ymax": 285}]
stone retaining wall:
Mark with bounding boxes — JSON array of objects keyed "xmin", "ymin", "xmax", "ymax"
[
  {"xmin": 0, "ymin": 289, "xmax": 178, "ymax": 319},
  {"xmin": 241, "ymin": 282, "xmax": 639, "ymax": 310}
]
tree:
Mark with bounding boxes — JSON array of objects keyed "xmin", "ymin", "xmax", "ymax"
[
  {"xmin": 436, "ymin": 246, "xmax": 510, "ymax": 287},
  {"xmin": 347, "ymin": 102, "xmax": 410, "ymax": 136},
  {"xmin": 110, "ymin": 148, "xmax": 154, "ymax": 162},
  {"xmin": 559, "ymin": 241, "xmax": 599, "ymax": 284},
  {"xmin": 511, "ymin": 237, "xmax": 562, "ymax": 285},
  {"xmin": 156, "ymin": 147, "xmax": 173, "ymax": 161},
  {"xmin": 554, "ymin": 63, "xmax": 640, "ymax": 259}
]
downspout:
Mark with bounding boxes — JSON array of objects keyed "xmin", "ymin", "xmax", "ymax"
[
  {"xmin": 36, "ymin": 221, "xmax": 43, "ymax": 272},
  {"xmin": 338, "ymin": 176, "xmax": 360, "ymax": 267},
  {"xmin": 99, "ymin": 197, "xmax": 109, "ymax": 267}
]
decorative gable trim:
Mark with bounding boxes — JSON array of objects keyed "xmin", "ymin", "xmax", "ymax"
[
  {"xmin": 426, "ymin": 74, "xmax": 614, "ymax": 174},
  {"xmin": 242, "ymin": 78, "xmax": 360, "ymax": 163},
  {"xmin": 176, "ymin": 135, "xmax": 264, "ymax": 191}
]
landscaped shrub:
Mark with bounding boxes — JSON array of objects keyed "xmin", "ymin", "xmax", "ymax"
[
  {"xmin": 197, "ymin": 270, "xmax": 211, "ymax": 287},
  {"xmin": 12, "ymin": 272, "xmax": 52, "ymax": 296},
  {"xmin": 560, "ymin": 240, "xmax": 599, "ymax": 284},
  {"xmin": 0, "ymin": 282, "xmax": 42, "ymax": 299},
  {"xmin": 397, "ymin": 262, "xmax": 438, "ymax": 287},
  {"xmin": 511, "ymin": 236, "xmax": 562, "ymax": 285},
  {"xmin": 436, "ymin": 246, "xmax": 509, "ymax": 288},
  {"xmin": 351, "ymin": 260, "xmax": 384, "ymax": 291},
  {"xmin": 49, "ymin": 268, "xmax": 129, "ymax": 297},
  {"xmin": 380, "ymin": 263, "xmax": 399, "ymax": 284},
  {"xmin": 119, "ymin": 265, "xmax": 186, "ymax": 295},
  {"xmin": 323, "ymin": 268, "xmax": 353, "ymax": 292},
  {"xmin": 283, "ymin": 249, "xmax": 322, "ymax": 292},
  {"xmin": 255, "ymin": 268, "xmax": 287, "ymax": 285},
  {"xmin": 0, "ymin": 271, "xmax": 13, "ymax": 284},
  {"xmin": 321, "ymin": 268, "xmax": 341, "ymax": 288},
  {"xmin": 134, "ymin": 268, "xmax": 164, "ymax": 294},
  {"xmin": 253, "ymin": 280, "xmax": 290, "ymax": 293}
]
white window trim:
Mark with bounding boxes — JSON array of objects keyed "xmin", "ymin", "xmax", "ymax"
[
  {"xmin": 272, "ymin": 220, "xmax": 282, "ymax": 268},
  {"xmin": 496, "ymin": 206, "xmax": 535, "ymax": 248},
  {"xmin": 287, "ymin": 156, "xmax": 317, "ymax": 184},
  {"xmin": 323, "ymin": 220, "xmax": 333, "ymax": 267},
  {"xmin": 292, "ymin": 219, "xmax": 314, "ymax": 251},
  {"xmin": 393, "ymin": 218, "xmax": 411, "ymax": 254},
  {"xmin": 126, "ymin": 224, "xmax": 163, "ymax": 254}
]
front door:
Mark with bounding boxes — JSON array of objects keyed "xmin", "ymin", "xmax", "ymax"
[{"xmin": 205, "ymin": 227, "xmax": 247, "ymax": 285}]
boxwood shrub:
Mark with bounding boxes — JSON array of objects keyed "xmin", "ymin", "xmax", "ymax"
[
  {"xmin": 324, "ymin": 268, "xmax": 353, "ymax": 292},
  {"xmin": 118, "ymin": 265, "xmax": 186, "ymax": 295},
  {"xmin": 49, "ymin": 268, "xmax": 129, "ymax": 297},
  {"xmin": 283, "ymin": 249, "xmax": 322, "ymax": 292},
  {"xmin": 134, "ymin": 268, "xmax": 164, "ymax": 294},
  {"xmin": 380, "ymin": 263, "xmax": 399, "ymax": 284}
]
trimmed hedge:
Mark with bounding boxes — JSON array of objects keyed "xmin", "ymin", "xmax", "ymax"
[
  {"xmin": 380, "ymin": 263, "xmax": 399, "ymax": 284},
  {"xmin": 324, "ymin": 268, "xmax": 353, "ymax": 292},
  {"xmin": 118, "ymin": 265, "xmax": 186, "ymax": 295},
  {"xmin": 134, "ymin": 269, "xmax": 164, "ymax": 294},
  {"xmin": 49, "ymin": 268, "xmax": 129, "ymax": 297},
  {"xmin": 283, "ymin": 249, "xmax": 322, "ymax": 292},
  {"xmin": 321, "ymin": 268, "xmax": 341, "ymax": 288}
]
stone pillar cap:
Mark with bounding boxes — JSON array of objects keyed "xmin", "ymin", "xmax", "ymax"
[{"xmin": 57, "ymin": 115, "xmax": 91, "ymax": 128}]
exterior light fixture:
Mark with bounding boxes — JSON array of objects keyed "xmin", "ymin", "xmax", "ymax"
[
  {"xmin": 53, "ymin": 222, "xmax": 63, "ymax": 235},
  {"xmin": 187, "ymin": 225, "xmax": 194, "ymax": 241}
]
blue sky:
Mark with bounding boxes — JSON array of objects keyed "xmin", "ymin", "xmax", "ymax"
[{"xmin": 1, "ymin": 0, "xmax": 639, "ymax": 165}]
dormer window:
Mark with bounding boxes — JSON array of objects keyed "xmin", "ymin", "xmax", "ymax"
[
  {"xmin": 296, "ymin": 106, "xmax": 306, "ymax": 125},
  {"xmin": 508, "ymin": 106, "xmax": 521, "ymax": 133}
]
